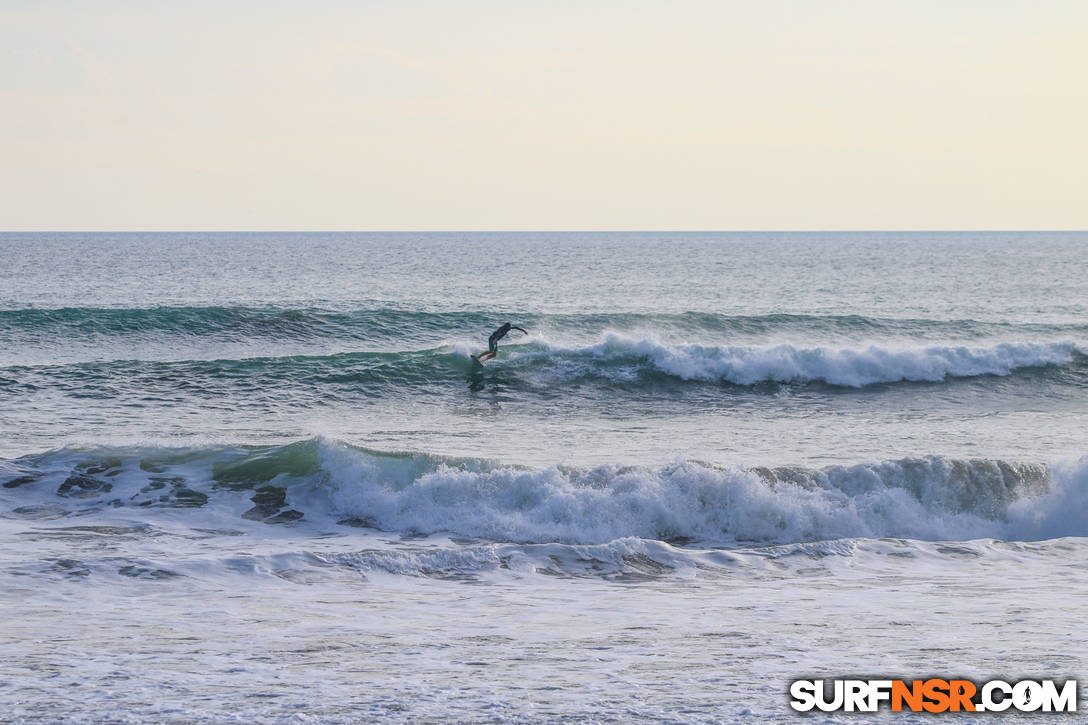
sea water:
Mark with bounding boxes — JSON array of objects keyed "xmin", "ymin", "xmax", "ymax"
[{"xmin": 0, "ymin": 232, "xmax": 1085, "ymax": 722}]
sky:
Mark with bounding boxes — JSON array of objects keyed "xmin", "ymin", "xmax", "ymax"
[{"xmin": 1, "ymin": 0, "xmax": 1085, "ymax": 230}]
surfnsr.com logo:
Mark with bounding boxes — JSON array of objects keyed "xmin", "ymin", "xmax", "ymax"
[{"xmin": 789, "ymin": 679, "xmax": 1077, "ymax": 713}]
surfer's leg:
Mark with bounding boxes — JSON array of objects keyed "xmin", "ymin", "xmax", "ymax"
[{"xmin": 478, "ymin": 339, "xmax": 498, "ymax": 361}]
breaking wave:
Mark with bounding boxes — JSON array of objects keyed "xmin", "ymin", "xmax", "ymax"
[
  {"xmin": 3, "ymin": 439, "xmax": 1086, "ymax": 547},
  {"xmin": 4, "ymin": 336, "xmax": 1082, "ymax": 397},
  {"xmin": 520, "ymin": 335, "xmax": 1082, "ymax": 387}
]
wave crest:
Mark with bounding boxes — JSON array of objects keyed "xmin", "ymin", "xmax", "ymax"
[
  {"xmin": 318, "ymin": 444, "xmax": 1073, "ymax": 544},
  {"xmin": 520, "ymin": 334, "xmax": 1080, "ymax": 387},
  {"xmin": 5, "ymin": 440, "xmax": 1085, "ymax": 546}
]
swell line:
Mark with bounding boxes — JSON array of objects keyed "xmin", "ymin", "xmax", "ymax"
[
  {"xmin": 3, "ymin": 306, "xmax": 1088, "ymax": 342},
  {"xmin": 2, "ymin": 338, "xmax": 1083, "ymax": 394}
]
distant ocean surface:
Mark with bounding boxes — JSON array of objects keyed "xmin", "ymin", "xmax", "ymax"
[{"xmin": 1, "ymin": 232, "xmax": 1086, "ymax": 722}]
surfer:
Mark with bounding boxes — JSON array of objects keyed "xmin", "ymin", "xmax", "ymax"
[{"xmin": 473, "ymin": 322, "xmax": 527, "ymax": 363}]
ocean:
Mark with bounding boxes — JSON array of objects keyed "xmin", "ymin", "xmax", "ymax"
[{"xmin": 1, "ymin": 231, "xmax": 1085, "ymax": 722}]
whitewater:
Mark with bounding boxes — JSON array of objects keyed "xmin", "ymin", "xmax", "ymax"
[{"xmin": 1, "ymin": 231, "xmax": 1086, "ymax": 722}]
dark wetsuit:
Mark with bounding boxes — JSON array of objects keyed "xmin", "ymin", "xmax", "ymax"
[{"xmin": 488, "ymin": 323, "xmax": 514, "ymax": 352}]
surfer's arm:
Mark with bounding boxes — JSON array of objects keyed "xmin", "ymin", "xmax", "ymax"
[{"xmin": 512, "ymin": 327, "xmax": 527, "ymax": 334}]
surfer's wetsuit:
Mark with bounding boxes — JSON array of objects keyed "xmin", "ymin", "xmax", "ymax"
[
  {"xmin": 488, "ymin": 323, "xmax": 514, "ymax": 352},
  {"xmin": 477, "ymin": 322, "xmax": 526, "ymax": 361}
]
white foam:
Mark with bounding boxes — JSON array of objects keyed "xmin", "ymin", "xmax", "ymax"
[
  {"xmin": 314, "ymin": 440, "xmax": 1087, "ymax": 545},
  {"xmin": 522, "ymin": 333, "xmax": 1079, "ymax": 386},
  {"xmin": 1006, "ymin": 457, "xmax": 1088, "ymax": 540},
  {"xmin": 9, "ymin": 440, "xmax": 1085, "ymax": 547}
]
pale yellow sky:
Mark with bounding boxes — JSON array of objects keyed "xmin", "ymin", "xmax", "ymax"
[{"xmin": 1, "ymin": 1, "xmax": 1085, "ymax": 230}]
